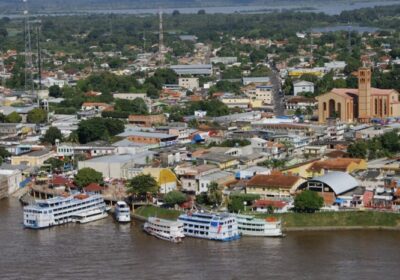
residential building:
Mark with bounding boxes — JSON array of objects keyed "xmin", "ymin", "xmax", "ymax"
[
  {"xmin": 170, "ymin": 64, "xmax": 213, "ymax": 76},
  {"xmin": 128, "ymin": 114, "xmax": 166, "ymax": 127},
  {"xmin": 293, "ymin": 80, "xmax": 314, "ymax": 96},
  {"xmin": 178, "ymin": 77, "xmax": 199, "ymax": 90},
  {"xmin": 118, "ymin": 130, "xmax": 178, "ymax": 147},
  {"xmin": 11, "ymin": 149, "xmax": 55, "ymax": 167},
  {"xmin": 246, "ymin": 173, "xmax": 305, "ymax": 198}
]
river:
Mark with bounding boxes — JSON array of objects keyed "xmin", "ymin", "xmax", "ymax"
[
  {"xmin": 1, "ymin": 198, "xmax": 400, "ymax": 280},
  {"xmin": 3, "ymin": 0, "xmax": 400, "ymax": 18}
]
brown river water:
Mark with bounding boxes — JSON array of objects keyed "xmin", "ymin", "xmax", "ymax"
[{"xmin": 1, "ymin": 198, "xmax": 400, "ymax": 280}]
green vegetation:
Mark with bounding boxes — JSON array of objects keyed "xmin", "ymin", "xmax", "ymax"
[
  {"xmin": 27, "ymin": 108, "xmax": 47, "ymax": 124},
  {"xmin": 294, "ymin": 190, "xmax": 324, "ymax": 213},
  {"xmin": 255, "ymin": 211, "xmax": 400, "ymax": 228},
  {"xmin": 77, "ymin": 117, "xmax": 124, "ymax": 144},
  {"xmin": 4, "ymin": 112, "xmax": 22, "ymax": 123},
  {"xmin": 41, "ymin": 126, "xmax": 63, "ymax": 145},
  {"xmin": 74, "ymin": 167, "xmax": 103, "ymax": 188},
  {"xmin": 126, "ymin": 174, "xmax": 159, "ymax": 199},
  {"xmin": 164, "ymin": 190, "xmax": 187, "ymax": 206},
  {"xmin": 228, "ymin": 194, "xmax": 260, "ymax": 213},
  {"xmin": 135, "ymin": 205, "xmax": 181, "ymax": 221},
  {"xmin": 347, "ymin": 130, "xmax": 400, "ymax": 159},
  {"xmin": 216, "ymin": 139, "xmax": 251, "ymax": 147},
  {"xmin": 0, "ymin": 147, "xmax": 10, "ymax": 165}
]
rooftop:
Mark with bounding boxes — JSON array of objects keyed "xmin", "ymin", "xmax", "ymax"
[{"xmin": 247, "ymin": 174, "xmax": 301, "ymax": 189}]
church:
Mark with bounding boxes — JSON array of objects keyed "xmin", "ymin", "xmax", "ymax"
[{"xmin": 317, "ymin": 67, "xmax": 400, "ymax": 123}]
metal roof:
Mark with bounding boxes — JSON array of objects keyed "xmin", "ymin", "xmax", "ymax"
[{"xmin": 311, "ymin": 171, "xmax": 359, "ymax": 195}]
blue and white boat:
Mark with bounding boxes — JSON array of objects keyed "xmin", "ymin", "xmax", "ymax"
[
  {"xmin": 178, "ymin": 212, "xmax": 240, "ymax": 241},
  {"xmin": 23, "ymin": 193, "xmax": 107, "ymax": 229}
]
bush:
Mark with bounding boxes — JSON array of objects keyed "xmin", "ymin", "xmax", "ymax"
[
  {"xmin": 164, "ymin": 191, "xmax": 187, "ymax": 206},
  {"xmin": 294, "ymin": 190, "xmax": 324, "ymax": 213}
]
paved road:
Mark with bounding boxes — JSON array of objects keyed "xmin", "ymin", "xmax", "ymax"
[{"xmin": 270, "ymin": 68, "xmax": 285, "ymax": 116}]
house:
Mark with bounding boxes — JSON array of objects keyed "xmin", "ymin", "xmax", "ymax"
[
  {"xmin": 128, "ymin": 114, "xmax": 166, "ymax": 127},
  {"xmin": 198, "ymin": 171, "xmax": 235, "ymax": 193},
  {"xmin": 245, "ymin": 173, "xmax": 305, "ymax": 198},
  {"xmin": 11, "ymin": 149, "xmax": 55, "ymax": 167},
  {"xmin": 293, "ymin": 80, "xmax": 315, "ymax": 96},
  {"xmin": 56, "ymin": 141, "xmax": 117, "ymax": 158},
  {"xmin": 251, "ymin": 199, "xmax": 291, "ymax": 213},
  {"xmin": 113, "ymin": 93, "xmax": 147, "ymax": 101},
  {"xmin": 118, "ymin": 130, "xmax": 178, "ymax": 147},
  {"xmin": 81, "ymin": 102, "xmax": 113, "ymax": 113},
  {"xmin": 84, "ymin": 183, "xmax": 105, "ymax": 194},
  {"xmin": 306, "ymin": 158, "xmax": 367, "ymax": 178},
  {"xmin": 178, "ymin": 77, "xmax": 199, "ymax": 90},
  {"xmin": 297, "ymin": 171, "xmax": 359, "ymax": 205},
  {"xmin": 141, "ymin": 168, "xmax": 178, "ymax": 193},
  {"xmin": 285, "ymin": 96, "xmax": 317, "ymax": 111},
  {"xmin": 177, "ymin": 164, "xmax": 220, "ymax": 193}
]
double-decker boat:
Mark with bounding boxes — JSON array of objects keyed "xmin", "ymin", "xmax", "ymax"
[
  {"xmin": 178, "ymin": 212, "xmax": 240, "ymax": 241},
  {"xmin": 23, "ymin": 193, "xmax": 107, "ymax": 229},
  {"xmin": 143, "ymin": 217, "xmax": 185, "ymax": 243},
  {"xmin": 114, "ymin": 201, "xmax": 131, "ymax": 223},
  {"xmin": 235, "ymin": 214, "xmax": 283, "ymax": 237}
]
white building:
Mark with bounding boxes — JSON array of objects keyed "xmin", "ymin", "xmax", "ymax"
[
  {"xmin": 178, "ymin": 77, "xmax": 199, "ymax": 91},
  {"xmin": 0, "ymin": 169, "xmax": 23, "ymax": 195},
  {"xmin": 293, "ymin": 80, "xmax": 314, "ymax": 96}
]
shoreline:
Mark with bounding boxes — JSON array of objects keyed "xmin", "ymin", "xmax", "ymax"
[{"xmin": 284, "ymin": 226, "xmax": 400, "ymax": 232}]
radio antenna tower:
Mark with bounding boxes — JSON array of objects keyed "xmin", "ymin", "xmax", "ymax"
[{"xmin": 23, "ymin": 0, "xmax": 34, "ymax": 96}]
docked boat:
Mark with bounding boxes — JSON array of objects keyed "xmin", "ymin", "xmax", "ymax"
[
  {"xmin": 178, "ymin": 212, "xmax": 240, "ymax": 241},
  {"xmin": 114, "ymin": 201, "xmax": 131, "ymax": 223},
  {"xmin": 235, "ymin": 214, "xmax": 283, "ymax": 237},
  {"xmin": 72, "ymin": 208, "xmax": 108, "ymax": 224},
  {"xmin": 143, "ymin": 217, "xmax": 185, "ymax": 243},
  {"xmin": 23, "ymin": 193, "xmax": 107, "ymax": 229}
]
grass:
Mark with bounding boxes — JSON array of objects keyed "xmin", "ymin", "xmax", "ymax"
[
  {"xmin": 254, "ymin": 211, "xmax": 400, "ymax": 228},
  {"xmin": 135, "ymin": 205, "xmax": 182, "ymax": 221}
]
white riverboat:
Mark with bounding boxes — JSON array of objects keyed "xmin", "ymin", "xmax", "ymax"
[
  {"xmin": 23, "ymin": 193, "xmax": 107, "ymax": 229},
  {"xmin": 178, "ymin": 212, "xmax": 240, "ymax": 241},
  {"xmin": 143, "ymin": 217, "xmax": 185, "ymax": 243},
  {"xmin": 235, "ymin": 214, "xmax": 283, "ymax": 237},
  {"xmin": 114, "ymin": 201, "xmax": 131, "ymax": 223},
  {"xmin": 72, "ymin": 208, "xmax": 108, "ymax": 224}
]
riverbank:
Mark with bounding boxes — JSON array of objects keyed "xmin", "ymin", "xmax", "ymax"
[
  {"xmin": 134, "ymin": 205, "xmax": 400, "ymax": 231},
  {"xmin": 255, "ymin": 211, "xmax": 400, "ymax": 230}
]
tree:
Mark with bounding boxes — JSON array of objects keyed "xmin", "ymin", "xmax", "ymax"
[
  {"xmin": 41, "ymin": 126, "xmax": 63, "ymax": 145},
  {"xmin": 74, "ymin": 167, "xmax": 103, "ymax": 188},
  {"xmin": 49, "ymin": 85, "xmax": 62, "ymax": 98},
  {"xmin": 197, "ymin": 9, "xmax": 206, "ymax": 15},
  {"xmin": 0, "ymin": 147, "xmax": 10, "ymax": 165},
  {"xmin": 172, "ymin": 10, "xmax": 180, "ymax": 16},
  {"xmin": 228, "ymin": 194, "xmax": 260, "ymax": 213},
  {"xmin": 5, "ymin": 112, "xmax": 22, "ymax": 123},
  {"xmin": 207, "ymin": 182, "xmax": 222, "ymax": 206},
  {"xmin": 347, "ymin": 141, "xmax": 368, "ymax": 159},
  {"xmin": 44, "ymin": 157, "xmax": 64, "ymax": 172},
  {"xmin": 77, "ymin": 118, "xmax": 124, "ymax": 144},
  {"xmin": 27, "ymin": 108, "xmax": 47, "ymax": 124},
  {"xmin": 164, "ymin": 190, "xmax": 186, "ymax": 206},
  {"xmin": 115, "ymin": 97, "xmax": 148, "ymax": 114},
  {"xmin": 294, "ymin": 190, "xmax": 324, "ymax": 213},
  {"xmin": 126, "ymin": 174, "xmax": 158, "ymax": 199}
]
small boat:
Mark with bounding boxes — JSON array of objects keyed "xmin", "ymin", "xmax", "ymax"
[
  {"xmin": 235, "ymin": 214, "xmax": 283, "ymax": 237},
  {"xmin": 143, "ymin": 217, "xmax": 185, "ymax": 243},
  {"xmin": 71, "ymin": 208, "xmax": 108, "ymax": 224},
  {"xmin": 114, "ymin": 201, "xmax": 131, "ymax": 223}
]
